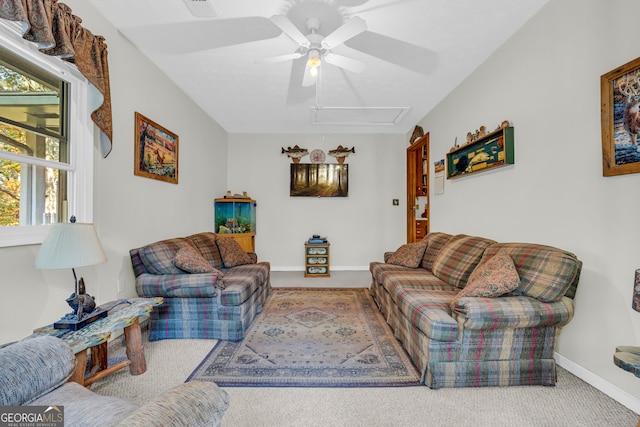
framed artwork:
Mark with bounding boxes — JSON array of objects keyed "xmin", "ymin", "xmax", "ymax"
[
  {"xmin": 601, "ymin": 56, "xmax": 640, "ymax": 177},
  {"xmin": 290, "ymin": 163, "xmax": 348, "ymax": 197},
  {"xmin": 134, "ymin": 112, "xmax": 179, "ymax": 184},
  {"xmin": 446, "ymin": 127, "xmax": 514, "ymax": 179}
]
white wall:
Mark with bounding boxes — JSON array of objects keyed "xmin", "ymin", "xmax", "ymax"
[
  {"xmin": 2, "ymin": 0, "xmax": 638, "ymax": 412},
  {"xmin": 0, "ymin": 0, "xmax": 228, "ymax": 342},
  {"xmin": 420, "ymin": 0, "xmax": 640, "ymax": 403},
  {"xmin": 227, "ymin": 133, "xmax": 406, "ymax": 269}
]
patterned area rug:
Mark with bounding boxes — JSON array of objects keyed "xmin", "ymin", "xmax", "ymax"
[{"xmin": 186, "ymin": 288, "xmax": 421, "ymax": 387}]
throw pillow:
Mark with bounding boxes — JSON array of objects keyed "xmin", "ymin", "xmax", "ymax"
[
  {"xmin": 455, "ymin": 250, "xmax": 521, "ymax": 299},
  {"xmin": 216, "ymin": 237, "xmax": 254, "ymax": 267},
  {"xmin": 174, "ymin": 246, "xmax": 214, "ymax": 273},
  {"xmin": 387, "ymin": 240, "xmax": 428, "ymax": 268}
]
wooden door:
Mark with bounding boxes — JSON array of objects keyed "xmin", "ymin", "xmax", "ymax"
[{"xmin": 406, "ymin": 134, "xmax": 429, "ymax": 243}]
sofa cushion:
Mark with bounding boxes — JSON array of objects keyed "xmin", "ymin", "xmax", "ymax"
[
  {"xmin": 480, "ymin": 243, "xmax": 581, "ymax": 302},
  {"xmin": 118, "ymin": 381, "xmax": 229, "ymax": 427},
  {"xmin": 139, "ymin": 238, "xmax": 195, "ymax": 275},
  {"xmin": 370, "ymin": 261, "xmax": 417, "ymax": 285},
  {"xmin": 0, "ymin": 336, "xmax": 76, "ymax": 406},
  {"xmin": 224, "ymin": 262, "xmax": 271, "ymax": 285},
  {"xmin": 186, "ymin": 232, "xmax": 224, "ymax": 270},
  {"xmin": 455, "ymin": 250, "xmax": 520, "ymax": 300},
  {"xmin": 380, "ymin": 269, "xmax": 456, "ymax": 304},
  {"xmin": 216, "ymin": 237, "xmax": 254, "ymax": 267},
  {"xmin": 174, "ymin": 246, "xmax": 216, "ymax": 274},
  {"xmin": 421, "ymin": 232, "xmax": 453, "ymax": 271},
  {"xmin": 31, "ymin": 382, "xmax": 138, "ymax": 427},
  {"xmin": 431, "ymin": 235, "xmax": 496, "ymax": 289},
  {"xmin": 387, "ymin": 240, "xmax": 428, "ymax": 268}
]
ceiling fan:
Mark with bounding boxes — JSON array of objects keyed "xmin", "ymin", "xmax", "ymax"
[
  {"xmin": 120, "ymin": 0, "xmax": 437, "ymax": 97},
  {"xmin": 263, "ymin": 16, "xmax": 368, "ymax": 87}
]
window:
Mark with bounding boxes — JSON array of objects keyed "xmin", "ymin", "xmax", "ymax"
[{"xmin": 0, "ymin": 22, "xmax": 93, "ymax": 247}]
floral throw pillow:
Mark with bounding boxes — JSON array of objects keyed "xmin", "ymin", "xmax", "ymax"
[
  {"xmin": 216, "ymin": 237, "xmax": 254, "ymax": 268},
  {"xmin": 455, "ymin": 250, "xmax": 521, "ymax": 299},
  {"xmin": 387, "ymin": 240, "xmax": 428, "ymax": 268},
  {"xmin": 174, "ymin": 246, "xmax": 214, "ymax": 273}
]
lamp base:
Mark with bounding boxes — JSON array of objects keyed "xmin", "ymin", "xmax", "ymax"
[{"xmin": 54, "ymin": 308, "xmax": 108, "ymax": 331}]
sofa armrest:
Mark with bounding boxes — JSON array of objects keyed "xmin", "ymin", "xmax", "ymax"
[
  {"xmin": 116, "ymin": 381, "xmax": 229, "ymax": 427},
  {"xmin": 0, "ymin": 336, "xmax": 76, "ymax": 406},
  {"xmin": 135, "ymin": 272, "xmax": 221, "ymax": 298},
  {"xmin": 451, "ymin": 295, "xmax": 574, "ymax": 330}
]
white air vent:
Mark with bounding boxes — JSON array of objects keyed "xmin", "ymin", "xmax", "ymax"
[
  {"xmin": 310, "ymin": 106, "xmax": 411, "ymax": 126},
  {"xmin": 182, "ymin": 0, "xmax": 217, "ymax": 18}
]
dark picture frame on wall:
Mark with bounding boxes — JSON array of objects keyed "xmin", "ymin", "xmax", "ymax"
[
  {"xmin": 601, "ymin": 56, "xmax": 640, "ymax": 177},
  {"xmin": 134, "ymin": 112, "xmax": 179, "ymax": 184},
  {"xmin": 290, "ymin": 163, "xmax": 348, "ymax": 197}
]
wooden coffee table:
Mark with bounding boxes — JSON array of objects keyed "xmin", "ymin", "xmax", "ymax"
[{"xmin": 31, "ymin": 297, "xmax": 162, "ymax": 386}]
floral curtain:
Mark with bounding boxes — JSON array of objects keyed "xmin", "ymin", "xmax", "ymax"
[{"xmin": 0, "ymin": 0, "xmax": 113, "ymax": 157}]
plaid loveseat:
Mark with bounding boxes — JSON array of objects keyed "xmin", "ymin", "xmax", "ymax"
[
  {"xmin": 370, "ymin": 232, "xmax": 581, "ymax": 389},
  {"xmin": 1, "ymin": 336, "xmax": 229, "ymax": 426},
  {"xmin": 130, "ymin": 232, "xmax": 271, "ymax": 341}
]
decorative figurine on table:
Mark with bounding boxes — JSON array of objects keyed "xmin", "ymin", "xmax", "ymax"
[{"xmin": 62, "ymin": 277, "xmax": 97, "ymax": 321}]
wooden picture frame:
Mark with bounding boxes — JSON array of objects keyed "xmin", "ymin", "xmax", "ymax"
[
  {"xmin": 134, "ymin": 112, "xmax": 179, "ymax": 184},
  {"xmin": 601, "ymin": 56, "xmax": 640, "ymax": 177}
]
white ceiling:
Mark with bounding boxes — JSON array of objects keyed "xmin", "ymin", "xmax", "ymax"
[{"xmin": 89, "ymin": 0, "xmax": 549, "ymax": 135}]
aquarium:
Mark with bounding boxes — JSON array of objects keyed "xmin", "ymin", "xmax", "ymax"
[{"xmin": 214, "ymin": 198, "xmax": 256, "ymax": 234}]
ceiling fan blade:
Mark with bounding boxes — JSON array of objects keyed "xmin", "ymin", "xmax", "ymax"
[
  {"xmin": 270, "ymin": 15, "xmax": 311, "ymax": 48},
  {"xmin": 120, "ymin": 17, "xmax": 281, "ymax": 54},
  {"xmin": 321, "ymin": 17, "xmax": 367, "ymax": 50},
  {"xmin": 324, "ymin": 53, "xmax": 366, "ymax": 74},
  {"xmin": 344, "ymin": 31, "xmax": 437, "ymax": 75},
  {"xmin": 260, "ymin": 52, "xmax": 304, "ymax": 64}
]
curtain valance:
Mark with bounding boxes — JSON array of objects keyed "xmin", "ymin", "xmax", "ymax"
[{"xmin": 0, "ymin": 0, "xmax": 113, "ymax": 157}]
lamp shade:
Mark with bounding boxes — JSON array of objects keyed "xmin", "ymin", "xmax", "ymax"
[{"xmin": 35, "ymin": 222, "xmax": 107, "ymax": 269}]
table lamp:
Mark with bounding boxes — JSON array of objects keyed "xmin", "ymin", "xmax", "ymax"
[{"xmin": 35, "ymin": 216, "xmax": 108, "ymax": 330}]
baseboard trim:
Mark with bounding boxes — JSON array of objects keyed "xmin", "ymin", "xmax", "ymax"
[{"xmin": 555, "ymin": 352, "xmax": 640, "ymax": 415}]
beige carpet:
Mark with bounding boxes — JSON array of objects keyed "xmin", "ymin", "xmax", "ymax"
[
  {"xmin": 91, "ymin": 273, "xmax": 640, "ymax": 426},
  {"xmin": 91, "ymin": 331, "xmax": 639, "ymax": 426}
]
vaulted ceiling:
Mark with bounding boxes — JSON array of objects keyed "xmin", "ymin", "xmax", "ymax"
[{"xmin": 89, "ymin": 0, "xmax": 549, "ymax": 135}]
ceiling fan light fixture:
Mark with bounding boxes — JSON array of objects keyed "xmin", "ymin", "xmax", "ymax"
[{"xmin": 307, "ymin": 50, "xmax": 321, "ymax": 69}]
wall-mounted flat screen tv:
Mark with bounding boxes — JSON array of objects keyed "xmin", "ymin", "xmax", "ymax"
[{"xmin": 290, "ymin": 163, "xmax": 348, "ymax": 197}]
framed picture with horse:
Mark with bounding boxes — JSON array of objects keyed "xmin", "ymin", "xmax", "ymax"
[{"xmin": 134, "ymin": 112, "xmax": 179, "ymax": 184}]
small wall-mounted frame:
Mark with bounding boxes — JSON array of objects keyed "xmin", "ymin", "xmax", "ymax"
[
  {"xmin": 447, "ymin": 127, "xmax": 514, "ymax": 179},
  {"xmin": 134, "ymin": 112, "xmax": 179, "ymax": 184},
  {"xmin": 601, "ymin": 56, "xmax": 640, "ymax": 177}
]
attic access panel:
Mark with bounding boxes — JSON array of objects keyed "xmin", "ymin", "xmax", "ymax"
[{"xmin": 310, "ymin": 106, "xmax": 410, "ymax": 126}]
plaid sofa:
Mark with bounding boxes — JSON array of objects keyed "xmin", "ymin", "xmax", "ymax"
[
  {"xmin": 1, "ymin": 336, "xmax": 229, "ymax": 426},
  {"xmin": 130, "ymin": 232, "xmax": 271, "ymax": 341},
  {"xmin": 370, "ymin": 232, "xmax": 582, "ymax": 389}
]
